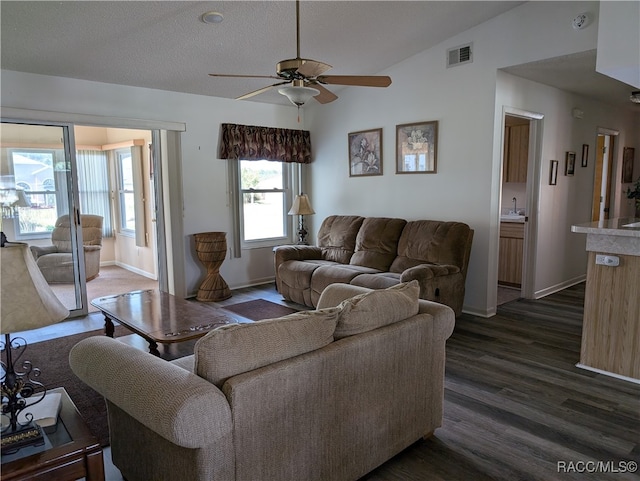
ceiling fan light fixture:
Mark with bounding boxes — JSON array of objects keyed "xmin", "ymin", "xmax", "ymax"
[
  {"xmin": 278, "ymin": 85, "xmax": 319, "ymax": 107},
  {"xmin": 630, "ymin": 91, "xmax": 640, "ymax": 104}
]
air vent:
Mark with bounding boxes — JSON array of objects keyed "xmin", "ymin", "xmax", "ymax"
[{"xmin": 447, "ymin": 43, "xmax": 473, "ymax": 68}]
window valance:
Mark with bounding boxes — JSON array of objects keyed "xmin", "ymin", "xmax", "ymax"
[{"xmin": 218, "ymin": 123, "xmax": 312, "ymax": 163}]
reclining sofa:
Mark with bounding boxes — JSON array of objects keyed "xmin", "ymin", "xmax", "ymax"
[
  {"xmin": 275, "ymin": 215, "xmax": 473, "ymax": 315},
  {"xmin": 70, "ymin": 282, "xmax": 455, "ymax": 481}
]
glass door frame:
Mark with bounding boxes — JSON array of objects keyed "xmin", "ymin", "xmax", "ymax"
[{"xmin": 1, "ymin": 118, "xmax": 89, "ymax": 317}]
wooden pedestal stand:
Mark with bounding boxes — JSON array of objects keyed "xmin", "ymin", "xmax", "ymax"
[{"xmin": 194, "ymin": 232, "xmax": 232, "ymax": 302}]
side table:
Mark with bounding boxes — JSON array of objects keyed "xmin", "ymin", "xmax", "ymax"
[{"xmin": 1, "ymin": 387, "xmax": 105, "ymax": 481}]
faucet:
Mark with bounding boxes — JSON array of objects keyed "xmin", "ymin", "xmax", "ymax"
[{"xmin": 512, "ymin": 197, "xmax": 517, "ymax": 214}]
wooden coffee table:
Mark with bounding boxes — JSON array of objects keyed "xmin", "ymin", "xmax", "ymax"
[
  {"xmin": 91, "ymin": 289, "xmax": 249, "ymax": 356},
  {"xmin": 1, "ymin": 387, "xmax": 105, "ymax": 481}
]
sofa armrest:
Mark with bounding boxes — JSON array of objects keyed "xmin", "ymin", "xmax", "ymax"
[
  {"xmin": 30, "ymin": 245, "xmax": 58, "ymax": 259},
  {"xmin": 274, "ymin": 245, "xmax": 323, "ymax": 264},
  {"xmin": 82, "ymin": 245, "xmax": 101, "ymax": 252},
  {"xmin": 400, "ymin": 263, "xmax": 460, "ymax": 282},
  {"xmin": 418, "ymin": 299, "xmax": 455, "ymax": 341},
  {"xmin": 69, "ymin": 336, "xmax": 232, "ymax": 449}
]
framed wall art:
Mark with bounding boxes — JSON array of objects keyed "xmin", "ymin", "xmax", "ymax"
[
  {"xmin": 396, "ymin": 121, "xmax": 438, "ymax": 174},
  {"xmin": 550, "ymin": 160, "xmax": 558, "ymax": 185},
  {"xmin": 348, "ymin": 128, "xmax": 383, "ymax": 177},
  {"xmin": 565, "ymin": 151, "xmax": 576, "ymax": 176},
  {"xmin": 622, "ymin": 147, "xmax": 635, "ymax": 183},
  {"xmin": 581, "ymin": 144, "xmax": 589, "ymax": 167}
]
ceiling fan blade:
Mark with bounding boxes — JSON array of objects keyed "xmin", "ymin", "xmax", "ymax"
[
  {"xmin": 209, "ymin": 73, "xmax": 281, "ymax": 80},
  {"xmin": 296, "ymin": 60, "xmax": 332, "ymax": 78},
  {"xmin": 312, "ymin": 83, "xmax": 338, "ymax": 104},
  {"xmin": 236, "ymin": 81, "xmax": 290, "ymax": 100},
  {"xmin": 317, "ymin": 75, "xmax": 392, "ymax": 87}
]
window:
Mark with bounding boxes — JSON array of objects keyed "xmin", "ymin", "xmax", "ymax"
[
  {"xmin": 9, "ymin": 149, "xmax": 61, "ymax": 238},
  {"xmin": 236, "ymin": 159, "xmax": 295, "ymax": 247},
  {"xmin": 116, "ymin": 148, "xmax": 135, "ymax": 234}
]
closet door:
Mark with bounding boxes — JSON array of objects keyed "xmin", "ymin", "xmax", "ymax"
[{"xmin": 1, "ymin": 121, "xmax": 88, "ymax": 316}]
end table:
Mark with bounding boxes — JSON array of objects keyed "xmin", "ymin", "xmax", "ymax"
[{"xmin": 1, "ymin": 387, "xmax": 105, "ymax": 481}]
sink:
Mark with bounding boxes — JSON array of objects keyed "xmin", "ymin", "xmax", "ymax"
[
  {"xmin": 622, "ymin": 221, "xmax": 640, "ymax": 228},
  {"xmin": 501, "ymin": 214, "xmax": 525, "ymax": 221}
]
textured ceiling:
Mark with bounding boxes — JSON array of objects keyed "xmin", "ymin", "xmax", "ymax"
[{"xmin": 1, "ymin": 1, "xmax": 636, "ymax": 110}]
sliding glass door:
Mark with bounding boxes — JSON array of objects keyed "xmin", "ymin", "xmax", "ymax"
[{"xmin": 1, "ymin": 121, "xmax": 88, "ymax": 316}]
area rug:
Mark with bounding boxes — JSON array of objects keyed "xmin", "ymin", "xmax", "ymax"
[
  {"xmin": 223, "ymin": 299, "xmax": 298, "ymax": 320},
  {"xmin": 7, "ymin": 326, "xmax": 129, "ymax": 447}
]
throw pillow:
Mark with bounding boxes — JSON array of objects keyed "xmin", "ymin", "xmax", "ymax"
[
  {"xmin": 195, "ymin": 307, "xmax": 340, "ymax": 387},
  {"xmin": 334, "ymin": 280, "xmax": 420, "ymax": 339}
]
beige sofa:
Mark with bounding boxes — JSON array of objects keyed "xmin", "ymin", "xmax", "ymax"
[
  {"xmin": 30, "ymin": 214, "xmax": 103, "ymax": 283},
  {"xmin": 275, "ymin": 215, "xmax": 473, "ymax": 315},
  {"xmin": 69, "ymin": 282, "xmax": 455, "ymax": 481}
]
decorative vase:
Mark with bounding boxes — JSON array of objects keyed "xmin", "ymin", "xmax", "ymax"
[{"xmin": 194, "ymin": 232, "xmax": 232, "ymax": 302}]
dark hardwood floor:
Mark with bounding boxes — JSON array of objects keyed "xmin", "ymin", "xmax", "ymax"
[
  {"xmin": 37, "ymin": 282, "xmax": 639, "ymax": 480},
  {"xmin": 361, "ymin": 283, "xmax": 640, "ymax": 481}
]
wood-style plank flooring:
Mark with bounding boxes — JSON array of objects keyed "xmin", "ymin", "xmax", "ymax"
[
  {"xmin": 361, "ymin": 283, "xmax": 640, "ymax": 481},
  {"xmin": 29, "ymin": 281, "xmax": 640, "ymax": 480}
]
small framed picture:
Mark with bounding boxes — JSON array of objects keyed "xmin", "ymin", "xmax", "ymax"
[
  {"xmin": 622, "ymin": 147, "xmax": 635, "ymax": 183},
  {"xmin": 348, "ymin": 128, "xmax": 383, "ymax": 177},
  {"xmin": 396, "ymin": 121, "xmax": 438, "ymax": 174},
  {"xmin": 565, "ymin": 151, "xmax": 576, "ymax": 176},
  {"xmin": 550, "ymin": 160, "xmax": 558, "ymax": 185},
  {"xmin": 581, "ymin": 144, "xmax": 589, "ymax": 167}
]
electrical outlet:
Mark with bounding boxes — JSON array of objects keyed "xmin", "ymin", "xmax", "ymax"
[{"xmin": 595, "ymin": 254, "xmax": 619, "ymax": 267}]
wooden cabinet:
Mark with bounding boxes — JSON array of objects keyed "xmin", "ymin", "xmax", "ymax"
[
  {"xmin": 498, "ymin": 222, "xmax": 524, "ymax": 287},
  {"xmin": 581, "ymin": 252, "xmax": 640, "ymax": 380},
  {"xmin": 503, "ymin": 124, "xmax": 529, "ymax": 183}
]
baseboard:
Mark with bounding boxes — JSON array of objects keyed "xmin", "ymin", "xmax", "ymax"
[
  {"xmin": 113, "ymin": 261, "xmax": 157, "ymax": 280},
  {"xmin": 462, "ymin": 306, "xmax": 496, "ymax": 318},
  {"xmin": 533, "ymin": 275, "xmax": 585, "ymax": 299},
  {"xmin": 575, "ymin": 363, "xmax": 640, "ymax": 384},
  {"xmin": 187, "ymin": 278, "xmax": 276, "ymax": 299}
]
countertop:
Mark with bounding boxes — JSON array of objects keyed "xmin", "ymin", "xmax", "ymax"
[{"xmin": 571, "ymin": 217, "xmax": 640, "ymax": 238}]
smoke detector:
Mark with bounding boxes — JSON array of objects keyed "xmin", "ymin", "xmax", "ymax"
[{"xmin": 631, "ymin": 91, "xmax": 640, "ymax": 104}]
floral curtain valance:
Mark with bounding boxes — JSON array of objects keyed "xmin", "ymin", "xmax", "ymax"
[{"xmin": 218, "ymin": 123, "xmax": 312, "ymax": 163}]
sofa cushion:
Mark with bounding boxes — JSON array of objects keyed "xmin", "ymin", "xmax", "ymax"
[
  {"xmin": 195, "ymin": 308, "xmax": 340, "ymax": 388},
  {"xmin": 317, "ymin": 215, "xmax": 365, "ymax": 264},
  {"xmin": 390, "ymin": 221, "xmax": 472, "ymax": 273},
  {"xmin": 349, "ymin": 217, "xmax": 407, "ymax": 271},
  {"xmin": 334, "ymin": 280, "xmax": 420, "ymax": 339}
]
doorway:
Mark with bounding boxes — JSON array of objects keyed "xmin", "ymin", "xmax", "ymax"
[
  {"xmin": 0, "ymin": 121, "xmax": 160, "ymax": 316},
  {"xmin": 591, "ymin": 133, "xmax": 615, "ymax": 222},
  {"xmin": 496, "ymin": 108, "xmax": 544, "ymax": 308}
]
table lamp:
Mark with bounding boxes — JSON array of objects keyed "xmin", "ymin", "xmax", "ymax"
[
  {"xmin": 1, "ymin": 242, "xmax": 69, "ymax": 452},
  {"xmin": 288, "ymin": 193, "xmax": 315, "ymax": 245}
]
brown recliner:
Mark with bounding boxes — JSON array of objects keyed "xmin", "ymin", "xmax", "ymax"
[{"xmin": 30, "ymin": 214, "xmax": 103, "ymax": 283}]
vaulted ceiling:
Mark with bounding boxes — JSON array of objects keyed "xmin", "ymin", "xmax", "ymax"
[{"xmin": 1, "ymin": 1, "xmax": 635, "ymax": 109}]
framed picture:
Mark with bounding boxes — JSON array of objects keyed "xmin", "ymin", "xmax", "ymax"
[
  {"xmin": 396, "ymin": 121, "xmax": 438, "ymax": 174},
  {"xmin": 565, "ymin": 151, "xmax": 576, "ymax": 176},
  {"xmin": 622, "ymin": 147, "xmax": 635, "ymax": 183},
  {"xmin": 550, "ymin": 160, "xmax": 558, "ymax": 185},
  {"xmin": 348, "ymin": 128, "xmax": 383, "ymax": 177},
  {"xmin": 581, "ymin": 144, "xmax": 589, "ymax": 167}
]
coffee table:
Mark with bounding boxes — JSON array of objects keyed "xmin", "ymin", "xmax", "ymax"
[
  {"xmin": 1, "ymin": 387, "xmax": 105, "ymax": 481},
  {"xmin": 91, "ymin": 289, "xmax": 249, "ymax": 356}
]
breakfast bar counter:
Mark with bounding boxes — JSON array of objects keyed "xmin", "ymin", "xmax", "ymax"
[{"xmin": 571, "ymin": 218, "xmax": 640, "ymax": 382}]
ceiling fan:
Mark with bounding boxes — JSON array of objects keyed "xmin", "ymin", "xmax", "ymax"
[{"xmin": 209, "ymin": 0, "xmax": 391, "ymax": 106}]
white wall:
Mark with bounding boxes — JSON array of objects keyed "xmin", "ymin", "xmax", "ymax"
[
  {"xmin": 2, "ymin": 1, "xmax": 638, "ymax": 312},
  {"xmin": 0, "ymin": 71, "xmax": 302, "ymax": 296},
  {"xmin": 305, "ymin": 0, "xmax": 639, "ymax": 315}
]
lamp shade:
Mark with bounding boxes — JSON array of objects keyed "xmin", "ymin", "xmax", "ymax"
[
  {"xmin": 1, "ymin": 243, "xmax": 68, "ymax": 333},
  {"xmin": 288, "ymin": 194, "xmax": 315, "ymax": 216}
]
